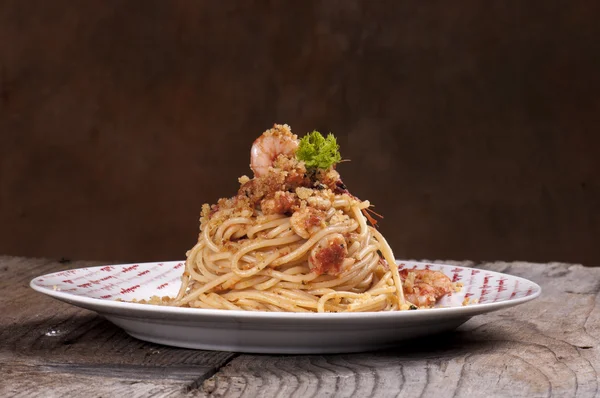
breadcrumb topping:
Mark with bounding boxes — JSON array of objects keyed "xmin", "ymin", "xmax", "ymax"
[{"xmin": 198, "ymin": 124, "xmax": 354, "ymax": 234}]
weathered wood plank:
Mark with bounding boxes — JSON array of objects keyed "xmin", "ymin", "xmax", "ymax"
[
  {"xmin": 0, "ymin": 256, "xmax": 237, "ymax": 397},
  {"xmin": 199, "ymin": 262, "xmax": 600, "ymax": 398}
]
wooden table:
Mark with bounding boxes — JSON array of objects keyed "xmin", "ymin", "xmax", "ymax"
[{"xmin": 2, "ymin": 256, "xmax": 598, "ymax": 397}]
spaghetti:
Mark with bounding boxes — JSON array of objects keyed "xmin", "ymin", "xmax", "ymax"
[{"xmin": 164, "ymin": 124, "xmax": 454, "ymax": 312}]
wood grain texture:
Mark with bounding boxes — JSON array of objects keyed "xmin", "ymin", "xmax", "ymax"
[
  {"xmin": 3, "ymin": 256, "xmax": 599, "ymax": 397},
  {"xmin": 0, "ymin": 256, "xmax": 237, "ymax": 397}
]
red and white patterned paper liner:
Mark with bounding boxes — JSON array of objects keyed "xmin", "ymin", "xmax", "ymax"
[{"xmin": 31, "ymin": 261, "xmax": 540, "ymax": 308}]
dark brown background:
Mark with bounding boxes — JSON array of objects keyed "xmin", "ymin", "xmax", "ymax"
[{"xmin": 1, "ymin": 1, "xmax": 599, "ymax": 265}]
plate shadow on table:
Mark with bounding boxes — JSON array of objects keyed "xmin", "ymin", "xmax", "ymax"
[
  {"xmin": 250, "ymin": 328, "xmax": 506, "ymax": 361},
  {"xmin": 4, "ymin": 312, "xmax": 507, "ymax": 362}
]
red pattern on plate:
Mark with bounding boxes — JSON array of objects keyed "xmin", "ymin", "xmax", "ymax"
[{"xmin": 32, "ymin": 262, "xmax": 184, "ymax": 301}]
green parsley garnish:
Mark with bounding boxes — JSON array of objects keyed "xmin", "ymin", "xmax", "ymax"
[{"xmin": 296, "ymin": 131, "xmax": 341, "ymax": 170}]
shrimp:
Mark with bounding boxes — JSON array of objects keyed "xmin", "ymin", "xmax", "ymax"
[
  {"xmin": 400, "ymin": 268, "xmax": 454, "ymax": 308},
  {"xmin": 250, "ymin": 124, "xmax": 299, "ymax": 177}
]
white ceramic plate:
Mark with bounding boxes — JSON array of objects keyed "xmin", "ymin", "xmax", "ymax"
[{"xmin": 30, "ymin": 261, "xmax": 541, "ymax": 354}]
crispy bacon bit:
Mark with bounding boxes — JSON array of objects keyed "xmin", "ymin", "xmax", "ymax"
[
  {"xmin": 237, "ymin": 171, "xmax": 286, "ymax": 205},
  {"xmin": 306, "ymin": 211, "xmax": 324, "ymax": 228},
  {"xmin": 309, "ymin": 234, "xmax": 348, "ymax": 276}
]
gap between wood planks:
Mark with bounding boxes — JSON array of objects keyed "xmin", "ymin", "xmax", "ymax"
[{"xmin": 185, "ymin": 353, "xmax": 240, "ymax": 394}]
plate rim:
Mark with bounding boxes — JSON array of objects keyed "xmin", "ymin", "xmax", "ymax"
[{"xmin": 29, "ymin": 260, "xmax": 542, "ymax": 321}]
